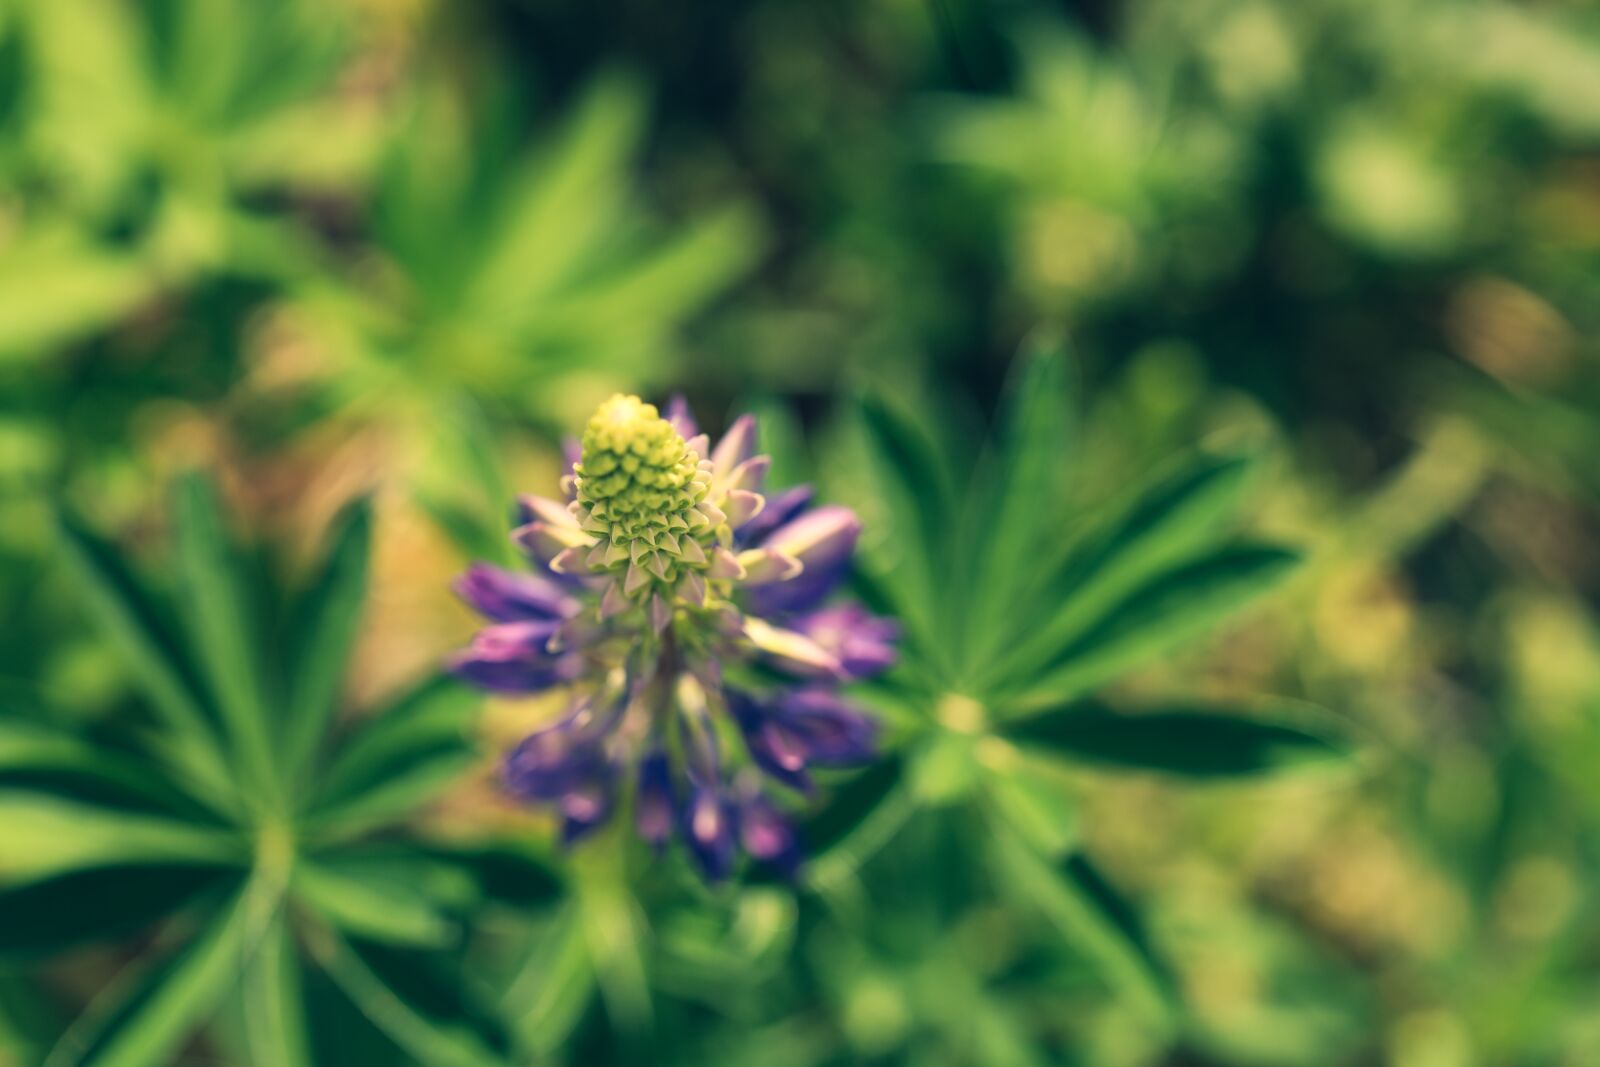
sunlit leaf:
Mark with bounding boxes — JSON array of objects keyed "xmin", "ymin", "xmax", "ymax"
[
  {"xmin": 295, "ymin": 860, "xmax": 458, "ymax": 948},
  {"xmin": 240, "ymin": 915, "xmax": 312, "ymax": 1067},
  {"xmin": 0, "ymin": 793, "xmax": 242, "ymax": 886},
  {"xmin": 171, "ymin": 474, "xmax": 277, "ymax": 798}
]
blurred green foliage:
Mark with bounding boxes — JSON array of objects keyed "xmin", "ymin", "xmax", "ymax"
[{"xmin": 1, "ymin": 0, "xmax": 1598, "ymax": 1065}]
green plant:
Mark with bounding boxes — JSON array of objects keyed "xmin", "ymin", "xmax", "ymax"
[
  {"xmin": 804, "ymin": 340, "xmax": 1356, "ymax": 1030},
  {"xmin": 0, "ymin": 475, "xmax": 556, "ymax": 1066}
]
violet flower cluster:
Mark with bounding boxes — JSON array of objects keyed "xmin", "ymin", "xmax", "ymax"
[{"xmin": 450, "ymin": 395, "xmax": 897, "ymax": 879}]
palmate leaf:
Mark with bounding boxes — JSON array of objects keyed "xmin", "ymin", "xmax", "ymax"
[
  {"xmin": 1005, "ymin": 703, "xmax": 1355, "ymax": 777},
  {"xmin": 980, "ymin": 447, "xmax": 1263, "ymax": 693},
  {"xmin": 1003, "ymin": 543, "xmax": 1300, "ymax": 710},
  {"xmin": 0, "ymin": 718, "xmax": 222, "ymax": 821},
  {"xmin": 305, "ymin": 676, "xmax": 479, "ymax": 843},
  {"xmin": 294, "ymin": 861, "xmax": 459, "ymax": 949},
  {"xmin": 240, "ymin": 916, "xmax": 313, "ymax": 1067}
]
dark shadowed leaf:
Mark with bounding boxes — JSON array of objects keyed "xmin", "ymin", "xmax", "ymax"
[
  {"xmin": 423, "ymin": 841, "xmax": 565, "ymax": 908},
  {"xmin": 0, "ymin": 719, "xmax": 224, "ymax": 821},
  {"xmin": 1005, "ymin": 704, "xmax": 1354, "ymax": 777},
  {"xmin": 0, "ymin": 865, "xmax": 238, "ymax": 958},
  {"xmin": 64, "ymin": 883, "xmax": 259, "ymax": 1067},
  {"xmin": 854, "ymin": 392, "xmax": 952, "ymax": 657},
  {"xmin": 989, "ymin": 828, "xmax": 1177, "ymax": 1026},
  {"xmin": 55, "ymin": 512, "xmax": 218, "ymax": 752},
  {"xmin": 313, "ymin": 927, "xmax": 507, "ymax": 1067}
]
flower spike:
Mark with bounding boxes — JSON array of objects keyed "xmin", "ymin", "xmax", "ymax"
[{"xmin": 449, "ymin": 393, "xmax": 898, "ymax": 880}]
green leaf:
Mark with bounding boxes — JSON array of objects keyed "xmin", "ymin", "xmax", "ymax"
[
  {"xmin": 852, "ymin": 392, "xmax": 953, "ymax": 668},
  {"xmin": 307, "ymin": 675, "xmax": 478, "ymax": 839},
  {"xmin": 966, "ymin": 335, "xmax": 1074, "ymax": 666},
  {"xmin": 802, "ymin": 756, "xmax": 914, "ymax": 889},
  {"xmin": 64, "ymin": 883, "xmax": 261, "ymax": 1067},
  {"xmin": 240, "ymin": 915, "xmax": 311, "ymax": 1067},
  {"xmin": 423, "ymin": 840, "xmax": 564, "ymax": 908},
  {"xmin": 55, "ymin": 512, "xmax": 219, "ymax": 758},
  {"xmin": 0, "ymin": 719, "xmax": 222, "ymax": 821},
  {"xmin": 499, "ymin": 906, "xmax": 593, "ymax": 1058},
  {"xmin": 171, "ymin": 474, "xmax": 278, "ymax": 801},
  {"xmin": 0, "ymin": 865, "xmax": 235, "ymax": 958},
  {"xmin": 1006, "ymin": 704, "xmax": 1354, "ymax": 777},
  {"xmin": 0, "ymin": 793, "xmax": 243, "ymax": 886},
  {"xmin": 989, "ymin": 829, "xmax": 1176, "ymax": 1026},
  {"xmin": 979, "ymin": 753, "xmax": 1079, "ymax": 856},
  {"xmin": 313, "ymin": 927, "xmax": 507, "ymax": 1067},
  {"xmin": 986, "ymin": 449, "xmax": 1260, "ymax": 689},
  {"xmin": 286, "ymin": 496, "xmax": 372, "ymax": 781},
  {"xmin": 1011, "ymin": 544, "xmax": 1299, "ymax": 708},
  {"xmin": 295, "ymin": 860, "xmax": 458, "ymax": 948}
]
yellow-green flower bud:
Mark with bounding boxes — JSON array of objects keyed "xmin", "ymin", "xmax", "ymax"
[{"xmin": 574, "ymin": 395, "xmax": 727, "ymax": 608}]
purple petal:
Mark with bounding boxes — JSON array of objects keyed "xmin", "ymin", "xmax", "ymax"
[
  {"xmin": 454, "ymin": 563, "xmax": 577, "ymax": 623},
  {"xmin": 776, "ymin": 689, "xmax": 878, "ymax": 765},
  {"xmin": 635, "ymin": 750, "xmax": 676, "ymax": 848},
  {"xmin": 449, "ymin": 620, "xmax": 577, "ymax": 693},
  {"xmin": 711, "ymin": 415, "xmax": 758, "ymax": 476},
  {"xmin": 736, "ymin": 485, "xmax": 814, "ymax": 546},
  {"xmin": 739, "ymin": 791, "xmax": 801, "ymax": 875},
  {"xmin": 665, "ymin": 394, "xmax": 699, "ymax": 439},
  {"xmin": 503, "ymin": 714, "xmax": 613, "ymax": 803},
  {"xmin": 682, "ymin": 785, "xmax": 737, "ymax": 881},
  {"xmin": 792, "ymin": 604, "xmax": 899, "ymax": 680},
  {"xmin": 743, "ymin": 506, "xmax": 861, "ymax": 615}
]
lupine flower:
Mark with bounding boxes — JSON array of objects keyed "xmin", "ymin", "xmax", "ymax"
[{"xmin": 451, "ymin": 394, "xmax": 896, "ymax": 879}]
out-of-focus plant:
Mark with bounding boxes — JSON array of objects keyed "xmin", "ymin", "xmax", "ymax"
[
  {"xmin": 928, "ymin": 25, "xmax": 1247, "ymax": 311},
  {"xmin": 804, "ymin": 340, "xmax": 1355, "ymax": 1034},
  {"xmin": 264, "ymin": 71, "xmax": 764, "ymax": 453},
  {"xmin": 0, "ymin": 475, "xmax": 556, "ymax": 1066},
  {"xmin": 0, "ymin": 0, "xmax": 372, "ymax": 358}
]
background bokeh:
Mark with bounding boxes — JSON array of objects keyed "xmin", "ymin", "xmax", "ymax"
[{"xmin": 2, "ymin": 0, "xmax": 1599, "ymax": 1064}]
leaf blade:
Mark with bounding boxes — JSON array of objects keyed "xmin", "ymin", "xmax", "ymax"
[
  {"xmin": 286, "ymin": 497, "xmax": 373, "ymax": 781},
  {"xmin": 1011, "ymin": 544, "xmax": 1299, "ymax": 709},
  {"xmin": 1007, "ymin": 703, "xmax": 1355, "ymax": 777}
]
